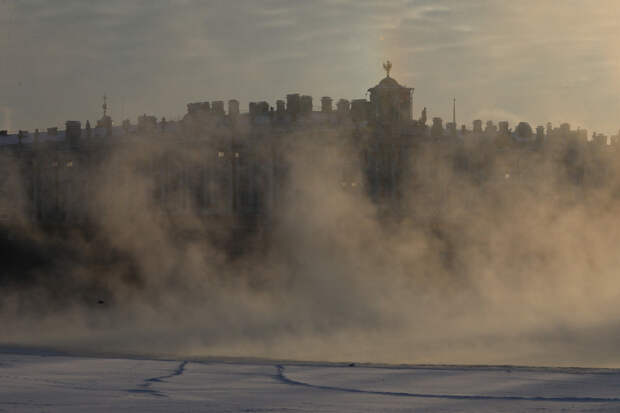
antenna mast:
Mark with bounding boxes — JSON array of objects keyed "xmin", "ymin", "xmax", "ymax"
[
  {"xmin": 452, "ymin": 97, "xmax": 456, "ymax": 126},
  {"xmin": 102, "ymin": 94, "xmax": 108, "ymax": 118}
]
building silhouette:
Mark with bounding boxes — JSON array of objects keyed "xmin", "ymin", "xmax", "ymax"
[{"xmin": 0, "ymin": 63, "xmax": 618, "ymax": 234}]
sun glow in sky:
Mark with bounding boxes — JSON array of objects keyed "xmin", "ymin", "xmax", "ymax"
[{"xmin": 2, "ymin": 0, "xmax": 620, "ymax": 134}]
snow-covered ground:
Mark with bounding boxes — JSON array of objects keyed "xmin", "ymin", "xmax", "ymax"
[{"xmin": 1, "ymin": 349, "xmax": 620, "ymax": 412}]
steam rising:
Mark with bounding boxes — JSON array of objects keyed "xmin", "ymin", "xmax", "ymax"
[{"xmin": 2, "ymin": 128, "xmax": 620, "ymax": 368}]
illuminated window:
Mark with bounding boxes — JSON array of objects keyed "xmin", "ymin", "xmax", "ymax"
[
  {"xmin": 217, "ymin": 152, "xmax": 225, "ymax": 159},
  {"xmin": 66, "ymin": 161, "xmax": 73, "ymax": 167},
  {"xmin": 234, "ymin": 152, "xmax": 240, "ymax": 158}
]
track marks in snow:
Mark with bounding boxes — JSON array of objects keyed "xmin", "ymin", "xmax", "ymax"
[
  {"xmin": 275, "ymin": 365, "xmax": 620, "ymax": 403},
  {"xmin": 128, "ymin": 360, "xmax": 188, "ymax": 397},
  {"xmin": 145, "ymin": 360, "xmax": 188, "ymax": 383}
]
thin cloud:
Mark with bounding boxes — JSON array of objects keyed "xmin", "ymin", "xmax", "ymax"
[{"xmin": 2, "ymin": 1, "xmax": 620, "ymax": 134}]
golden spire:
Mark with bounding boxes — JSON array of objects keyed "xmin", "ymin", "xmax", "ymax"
[{"xmin": 382, "ymin": 60, "xmax": 392, "ymax": 77}]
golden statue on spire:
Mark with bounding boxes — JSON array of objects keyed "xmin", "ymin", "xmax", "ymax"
[{"xmin": 383, "ymin": 60, "xmax": 392, "ymax": 77}]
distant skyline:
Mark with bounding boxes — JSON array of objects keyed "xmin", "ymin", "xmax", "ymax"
[{"xmin": 2, "ymin": 0, "xmax": 620, "ymax": 135}]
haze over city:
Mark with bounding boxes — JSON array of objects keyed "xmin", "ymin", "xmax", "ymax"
[
  {"xmin": 2, "ymin": 0, "xmax": 620, "ymax": 134},
  {"xmin": 3, "ymin": 2, "xmax": 620, "ymax": 412}
]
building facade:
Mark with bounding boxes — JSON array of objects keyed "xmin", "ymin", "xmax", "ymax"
[{"xmin": 0, "ymin": 64, "xmax": 618, "ymax": 235}]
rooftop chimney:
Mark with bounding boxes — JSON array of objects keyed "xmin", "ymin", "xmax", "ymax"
[
  {"xmin": 65, "ymin": 121, "xmax": 81, "ymax": 146},
  {"xmin": 211, "ymin": 101, "xmax": 225, "ymax": 116},
  {"xmin": 337, "ymin": 99, "xmax": 350, "ymax": 114},
  {"xmin": 228, "ymin": 100, "xmax": 240, "ymax": 117},
  {"xmin": 498, "ymin": 121, "xmax": 510, "ymax": 135},
  {"xmin": 300, "ymin": 95, "xmax": 313, "ymax": 115},
  {"xmin": 321, "ymin": 96, "xmax": 333, "ymax": 113},
  {"xmin": 286, "ymin": 94, "xmax": 300, "ymax": 118},
  {"xmin": 473, "ymin": 119, "xmax": 483, "ymax": 133}
]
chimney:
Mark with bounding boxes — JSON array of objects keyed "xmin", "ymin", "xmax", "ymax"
[
  {"xmin": 516, "ymin": 122, "xmax": 533, "ymax": 138},
  {"xmin": 446, "ymin": 122, "xmax": 457, "ymax": 136},
  {"xmin": 65, "ymin": 121, "xmax": 81, "ymax": 146},
  {"xmin": 498, "ymin": 121, "xmax": 510, "ymax": 135},
  {"xmin": 336, "ymin": 99, "xmax": 350, "ymax": 114},
  {"xmin": 286, "ymin": 94, "xmax": 300, "ymax": 118},
  {"xmin": 300, "ymin": 95, "xmax": 313, "ymax": 115},
  {"xmin": 321, "ymin": 96, "xmax": 333, "ymax": 113},
  {"xmin": 65, "ymin": 121, "xmax": 81, "ymax": 138},
  {"xmin": 200, "ymin": 102, "xmax": 211, "ymax": 113},
  {"xmin": 473, "ymin": 119, "xmax": 483, "ymax": 133},
  {"xmin": 256, "ymin": 101, "xmax": 269, "ymax": 115},
  {"xmin": 187, "ymin": 102, "xmax": 201, "ymax": 115},
  {"xmin": 431, "ymin": 117, "xmax": 444, "ymax": 139},
  {"xmin": 17, "ymin": 130, "xmax": 27, "ymax": 144},
  {"xmin": 276, "ymin": 100, "xmax": 285, "ymax": 113},
  {"xmin": 211, "ymin": 101, "xmax": 225, "ymax": 116},
  {"xmin": 536, "ymin": 126, "xmax": 545, "ymax": 141},
  {"xmin": 351, "ymin": 99, "xmax": 369, "ymax": 123},
  {"xmin": 228, "ymin": 99, "xmax": 240, "ymax": 117}
]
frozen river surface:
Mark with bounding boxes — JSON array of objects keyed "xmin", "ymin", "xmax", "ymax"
[{"xmin": 1, "ymin": 349, "xmax": 620, "ymax": 412}]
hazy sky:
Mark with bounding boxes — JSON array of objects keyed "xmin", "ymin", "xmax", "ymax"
[{"xmin": 2, "ymin": 0, "xmax": 620, "ymax": 134}]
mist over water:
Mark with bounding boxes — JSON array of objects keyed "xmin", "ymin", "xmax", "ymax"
[{"xmin": 2, "ymin": 127, "xmax": 620, "ymax": 368}]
